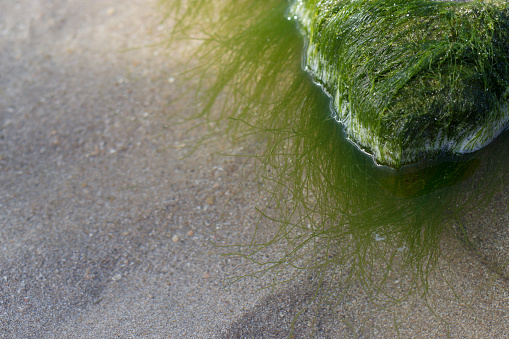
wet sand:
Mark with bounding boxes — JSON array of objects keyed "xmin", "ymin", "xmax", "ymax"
[{"xmin": 2, "ymin": 1, "xmax": 509, "ymax": 337}]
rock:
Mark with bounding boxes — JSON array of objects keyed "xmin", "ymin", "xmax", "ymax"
[{"xmin": 292, "ymin": 0, "xmax": 509, "ymax": 167}]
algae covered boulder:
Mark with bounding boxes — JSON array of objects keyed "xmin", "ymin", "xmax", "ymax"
[{"xmin": 291, "ymin": 0, "xmax": 509, "ymax": 167}]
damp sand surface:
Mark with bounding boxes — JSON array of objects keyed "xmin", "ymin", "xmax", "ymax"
[{"xmin": 1, "ymin": 0, "xmax": 509, "ymax": 337}]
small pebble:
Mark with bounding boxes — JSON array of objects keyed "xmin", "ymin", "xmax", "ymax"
[
  {"xmin": 172, "ymin": 235, "xmax": 179, "ymax": 242},
  {"xmin": 205, "ymin": 196, "xmax": 215, "ymax": 205},
  {"xmin": 187, "ymin": 230, "xmax": 194, "ymax": 236}
]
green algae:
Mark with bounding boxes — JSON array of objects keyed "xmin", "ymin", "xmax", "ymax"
[
  {"xmin": 293, "ymin": 0, "xmax": 509, "ymax": 167},
  {"xmin": 161, "ymin": 0, "xmax": 509, "ymax": 334}
]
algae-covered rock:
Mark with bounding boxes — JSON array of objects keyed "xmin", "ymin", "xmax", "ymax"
[{"xmin": 291, "ymin": 0, "xmax": 509, "ymax": 167}]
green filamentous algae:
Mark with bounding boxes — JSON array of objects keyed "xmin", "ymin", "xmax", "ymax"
[{"xmin": 292, "ymin": 0, "xmax": 509, "ymax": 168}]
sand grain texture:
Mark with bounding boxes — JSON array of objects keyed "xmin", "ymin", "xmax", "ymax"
[{"xmin": 1, "ymin": 1, "xmax": 509, "ymax": 338}]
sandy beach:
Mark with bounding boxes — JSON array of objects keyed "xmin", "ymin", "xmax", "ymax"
[{"xmin": 2, "ymin": 1, "xmax": 509, "ymax": 337}]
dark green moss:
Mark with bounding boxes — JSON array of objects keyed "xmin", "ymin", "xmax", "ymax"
[{"xmin": 293, "ymin": 0, "xmax": 509, "ymax": 167}]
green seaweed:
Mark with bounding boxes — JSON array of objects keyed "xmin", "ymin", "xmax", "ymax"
[
  {"xmin": 293, "ymin": 0, "xmax": 509, "ymax": 167},
  {"xmin": 160, "ymin": 0, "xmax": 509, "ymax": 335}
]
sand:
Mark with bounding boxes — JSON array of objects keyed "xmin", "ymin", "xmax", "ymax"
[{"xmin": 2, "ymin": 0, "xmax": 509, "ymax": 338}]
